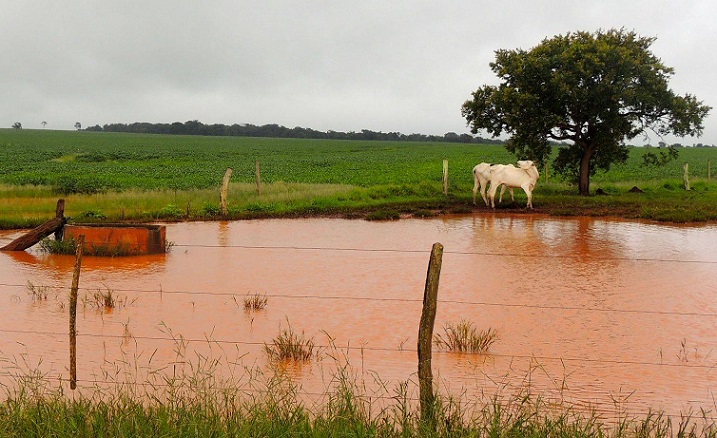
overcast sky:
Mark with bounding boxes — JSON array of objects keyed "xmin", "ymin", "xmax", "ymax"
[{"xmin": 3, "ymin": 1, "xmax": 715, "ymax": 145}]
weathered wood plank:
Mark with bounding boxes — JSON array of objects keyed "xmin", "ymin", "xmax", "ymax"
[{"xmin": 0, "ymin": 199, "xmax": 67, "ymax": 251}]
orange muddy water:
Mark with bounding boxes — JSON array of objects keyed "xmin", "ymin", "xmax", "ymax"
[{"xmin": 1, "ymin": 215, "xmax": 717, "ymax": 418}]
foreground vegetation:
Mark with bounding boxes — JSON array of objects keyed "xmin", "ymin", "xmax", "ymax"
[
  {"xmin": 2, "ymin": 129, "xmax": 717, "ymax": 228},
  {"xmin": 2, "ymin": 357, "xmax": 715, "ymax": 437}
]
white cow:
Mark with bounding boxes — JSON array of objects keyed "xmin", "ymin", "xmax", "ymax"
[
  {"xmin": 472, "ymin": 162, "xmax": 513, "ymax": 206},
  {"xmin": 487, "ymin": 160, "xmax": 539, "ymax": 209}
]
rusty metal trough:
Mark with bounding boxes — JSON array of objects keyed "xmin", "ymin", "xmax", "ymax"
[{"xmin": 63, "ymin": 223, "xmax": 167, "ymax": 255}]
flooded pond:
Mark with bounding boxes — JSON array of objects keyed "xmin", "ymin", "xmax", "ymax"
[{"xmin": 1, "ymin": 215, "xmax": 717, "ymax": 419}]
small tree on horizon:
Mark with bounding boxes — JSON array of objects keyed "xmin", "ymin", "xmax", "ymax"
[
  {"xmin": 74, "ymin": 122, "xmax": 82, "ymax": 130},
  {"xmin": 41, "ymin": 121, "xmax": 47, "ymax": 129},
  {"xmin": 12, "ymin": 122, "xmax": 22, "ymax": 129},
  {"xmin": 461, "ymin": 29, "xmax": 711, "ymax": 195}
]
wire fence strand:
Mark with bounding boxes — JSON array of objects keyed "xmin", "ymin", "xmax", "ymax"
[
  {"xmin": 3, "ymin": 281, "xmax": 717, "ymax": 319},
  {"xmin": 2, "ymin": 326, "xmax": 716, "ymax": 371},
  {"xmin": 3, "ymin": 237, "xmax": 717, "ymax": 264}
]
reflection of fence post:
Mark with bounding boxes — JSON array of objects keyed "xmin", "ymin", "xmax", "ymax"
[
  {"xmin": 69, "ymin": 234, "xmax": 85, "ymax": 390},
  {"xmin": 220, "ymin": 168, "xmax": 233, "ymax": 216},
  {"xmin": 442, "ymin": 160, "xmax": 448, "ymax": 195},
  {"xmin": 255, "ymin": 160, "xmax": 262, "ymax": 196},
  {"xmin": 418, "ymin": 242, "xmax": 443, "ymax": 429},
  {"xmin": 683, "ymin": 163, "xmax": 690, "ymax": 191}
]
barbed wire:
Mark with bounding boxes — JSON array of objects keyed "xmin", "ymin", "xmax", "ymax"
[
  {"xmin": 3, "ymin": 281, "xmax": 717, "ymax": 319},
  {"xmin": 170, "ymin": 243, "xmax": 717, "ymax": 265},
  {"xmin": 3, "ymin": 238, "xmax": 717, "ymax": 264},
  {"xmin": 1, "ymin": 326, "xmax": 716, "ymax": 371}
]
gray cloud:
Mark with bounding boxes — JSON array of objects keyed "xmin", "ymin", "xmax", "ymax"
[{"xmin": 2, "ymin": 0, "xmax": 715, "ymax": 144}]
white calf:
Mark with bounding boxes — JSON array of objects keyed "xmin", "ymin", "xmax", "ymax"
[
  {"xmin": 487, "ymin": 160, "xmax": 539, "ymax": 209},
  {"xmin": 472, "ymin": 162, "xmax": 513, "ymax": 206}
]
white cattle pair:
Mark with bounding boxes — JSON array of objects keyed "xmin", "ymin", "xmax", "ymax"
[{"xmin": 472, "ymin": 160, "xmax": 540, "ymax": 209}]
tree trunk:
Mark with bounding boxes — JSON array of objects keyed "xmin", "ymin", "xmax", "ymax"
[{"xmin": 578, "ymin": 144, "xmax": 595, "ymax": 195}]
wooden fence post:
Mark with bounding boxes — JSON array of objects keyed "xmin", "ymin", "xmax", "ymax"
[
  {"xmin": 418, "ymin": 242, "xmax": 443, "ymax": 429},
  {"xmin": 683, "ymin": 163, "xmax": 690, "ymax": 191},
  {"xmin": 708, "ymin": 160, "xmax": 711, "ymax": 180},
  {"xmin": 442, "ymin": 160, "xmax": 448, "ymax": 195},
  {"xmin": 69, "ymin": 234, "xmax": 85, "ymax": 390},
  {"xmin": 220, "ymin": 168, "xmax": 233, "ymax": 216},
  {"xmin": 255, "ymin": 160, "xmax": 262, "ymax": 196}
]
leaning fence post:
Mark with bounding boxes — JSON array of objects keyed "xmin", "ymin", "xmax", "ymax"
[
  {"xmin": 69, "ymin": 234, "xmax": 85, "ymax": 390},
  {"xmin": 418, "ymin": 242, "xmax": 443, "ymax": 429},
  {"xmin": 220, "ymin": 167, "xmax": 233, "ymax": 216},
  {"xmin": 442, "ymin": 160, "xmax": 448, "ymax": 195},
  {"xmin": 683, "ymin": 163, "xmax": 690, "ymax": 190}
]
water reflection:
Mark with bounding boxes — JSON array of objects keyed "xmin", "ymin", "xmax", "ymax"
[{"xmin": 2, "ymin": 248, "xmax": 168, "ymax": 276}]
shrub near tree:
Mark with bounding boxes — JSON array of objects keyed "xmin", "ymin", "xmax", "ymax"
[{"xmin": 462, "ymin": 29, "xmax": 711, "ymax": 195}]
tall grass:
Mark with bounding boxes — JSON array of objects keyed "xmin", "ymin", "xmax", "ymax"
[
  {"xmin": 2, "ymin": 347, "xmax": 716, "ymax": 437},
  {"xmin": 0, "ymin": 182, "xmax": 369, "ymax": 227}
]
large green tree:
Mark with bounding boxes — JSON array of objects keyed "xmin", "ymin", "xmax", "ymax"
[{"xmin": 462, "ymin": 29, "xmax": 711, "ymax": 195}]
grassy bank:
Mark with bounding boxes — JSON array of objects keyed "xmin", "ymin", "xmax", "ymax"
[
  {"xmin": 2, "ymin": 129, "xmax": 717, "ymax": 228},
  {"xmin": 2, "ymin": 178, "xmax": 717, "ymax": 229}
]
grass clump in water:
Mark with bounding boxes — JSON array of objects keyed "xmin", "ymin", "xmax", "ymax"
[
  {"xmin": 39, "ymin": 236, "xmax": 138, "ymax": 257},
  {"xmin": 38, "ymin": 237, "xmax": 76, "ymax": 255},
  {"xmin": 434, "ymin": 320, "xmax": 497, "ymax": 353},
  {"xmin": 243, "ymin": 293, "xmax": 268, "ymax": 311},
  {"xmin": 26, "ymin": 281, "xmax": 51, "ymax": 301},
  {"xmin": 82, "ymin": 287, "xmax": 133, "ymax": 310},
  {"xmin": 264, "ymin": 322, "xmax": 316, "ymax": 362}
]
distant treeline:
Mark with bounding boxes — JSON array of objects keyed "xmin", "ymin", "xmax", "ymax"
[{"xmin": 84, "ymin": 120, "xmax": 505, "ymax": 144}]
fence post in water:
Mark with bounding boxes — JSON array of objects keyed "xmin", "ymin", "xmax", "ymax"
[
  {"xmin": 683, "ymin": 163, "xmax": 690, "ymax": 191},
  {"xmin": 69, "ymin": 234, "xmax": 85, "ymax": 391},
  {"xmin": 418, "ymin": 242, "xmax": 443, "ymax": 429},
  {"xmin": 255, "ymin": 160, "xmax": 262, "ymax": 196},
  {"xmin": 442, "ymin": 160, "xmax": 448, "ymax": 195},
  {"xmin": 220, "ymin": 167, "xmax": 233, "ymax": 216}
]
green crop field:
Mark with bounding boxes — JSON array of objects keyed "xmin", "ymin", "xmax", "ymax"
[
  {"xmin": 1, "ymin": 128, "xmax": 717, "ymax": 227},
  {"xmin": 2, "ymin": 128, "xmax": 716, "ymax": 190},
  {"xmin": 0, "ymin": 129, "xmax": 515, "ymax": 191}
]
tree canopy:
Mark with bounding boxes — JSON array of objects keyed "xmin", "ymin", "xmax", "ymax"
[
  {"xmin": 86, "ymin": 120, "xmax": 502, "ymax": 145},
  {"xmin": 461, "ymin": 29, "xmax": 711, "ymax": 194}
]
